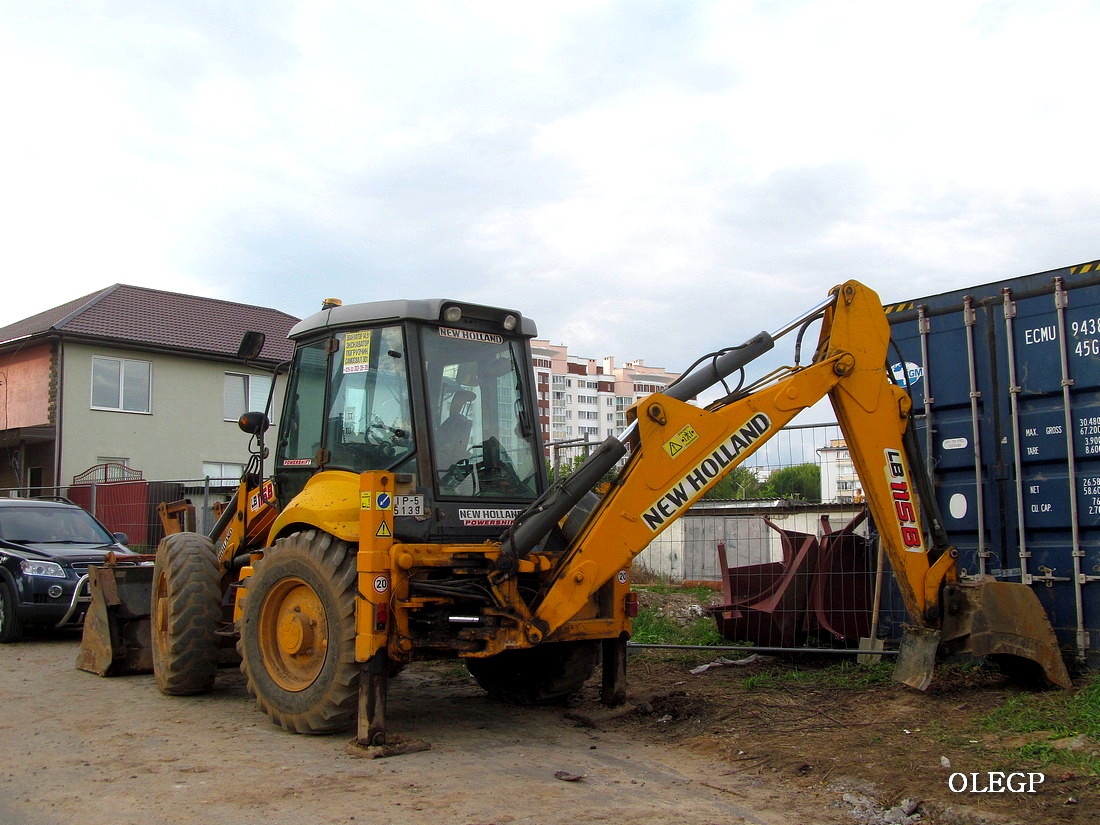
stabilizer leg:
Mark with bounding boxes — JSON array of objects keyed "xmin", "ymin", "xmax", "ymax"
[
  {"xmin": 601, "ymin": 636, "xmax": 627, "ymax": 706},
  {"xmin": 347, "ymin": 653, "xmax": 431, "ymax": 758}
]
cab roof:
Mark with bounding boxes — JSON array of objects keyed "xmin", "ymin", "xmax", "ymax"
[{"xmin": 289, "ymin": 298, "xmax": 537, "ymax": 340}]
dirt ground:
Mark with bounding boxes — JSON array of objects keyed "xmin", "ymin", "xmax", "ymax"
[{"xmin": 0, "ymin": 626, "xmax": 1096, "ymax": 825}]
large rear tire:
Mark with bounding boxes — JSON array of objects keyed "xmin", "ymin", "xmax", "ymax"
[
  {"xmin": 151, "ymin": 533, "xmax": 222, "ymax": 695},
  {"xmin": 466, "ymin": 641, "xmax": 599, "ymax": 705},
  {"xmin": 237, "ymin": 530, "xmax": 358, "ymax": 734}
]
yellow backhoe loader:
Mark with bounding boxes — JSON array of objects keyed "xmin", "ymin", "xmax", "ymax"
[{"xmin": 78, "ymin": 281, "xmax": 1071, "ymax": 754}]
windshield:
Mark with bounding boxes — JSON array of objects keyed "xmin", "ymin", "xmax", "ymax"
[
  {"xmin": 279, "ymin": 326, "xmax": 415, "ymax": 471},
  {"xmin": 0, "ymin": 506, "xmax": 114, "ymax": 544},
  {"xmin": 421, "ymin": 327, "xmax": 540, "ymax": 499}
]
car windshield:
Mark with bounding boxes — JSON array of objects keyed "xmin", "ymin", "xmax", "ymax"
[{"xmin": 0, "ymin": 506, "xmax": 114, "ymax": 545}]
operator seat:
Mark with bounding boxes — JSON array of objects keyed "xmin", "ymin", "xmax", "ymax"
[{"xmin": 435, "ymin": 389, "xmax": 476, "ymax": 471}]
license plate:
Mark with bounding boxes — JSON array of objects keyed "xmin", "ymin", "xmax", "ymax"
[{"xmin": 394, "ymin": 495, "xmax": 426, "ymax": 517}]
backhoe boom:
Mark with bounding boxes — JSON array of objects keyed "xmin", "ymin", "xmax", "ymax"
[{"xmin": 533, "ymin": 280, "xmax": 1070, "ymax": 691}]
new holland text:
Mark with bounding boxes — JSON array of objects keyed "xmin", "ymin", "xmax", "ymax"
[{"xmin": 643, "ymin": 413, "xmax": 771, "ymax": 531}]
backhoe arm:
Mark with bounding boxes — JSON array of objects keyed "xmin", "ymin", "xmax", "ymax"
[
  {"xmin": 820, "ymin": 282, "xmax": 955, "ymax": 626},
  {"xmin": 531, "ymin": 279, "xmax": 1070, "ymax": 691},
  {"xmin": 533, "ymin": 280, "xmax": 925, "ymax": 633}
]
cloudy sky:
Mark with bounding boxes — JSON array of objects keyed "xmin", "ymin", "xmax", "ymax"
[{"xmin": 2, "ymin": 0, "xmax": 1098, "ymax": 385}]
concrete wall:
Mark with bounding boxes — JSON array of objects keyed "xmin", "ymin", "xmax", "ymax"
[
  {"xmin": 59, "ymin": 342, "xmax": 285, "ymax": 484},
  {"xmin": 635, "ymin": 503, "xmax": 867, "ymax": 584}
]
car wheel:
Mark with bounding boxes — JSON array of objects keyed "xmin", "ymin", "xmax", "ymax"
[{"xmin": 0, "ymin": 579, "xmax": 25, "ymax": 644}]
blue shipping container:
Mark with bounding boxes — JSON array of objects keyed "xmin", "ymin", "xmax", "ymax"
[{"xmin": 885, "ymin": 259, "xmax": 1100, "ymax": 667}]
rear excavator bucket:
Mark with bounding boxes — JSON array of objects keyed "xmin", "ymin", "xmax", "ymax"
[
  {"xmin": 75, "ymin": 559, "xmax": 156, "ymax": 677},
  {"xmin": 895, "ymin": 577, "xmax": 1072, "ymax": 691},
  {"xmin": 942, "ymin": 578, "xmax": 1073, "ymax": 688}
]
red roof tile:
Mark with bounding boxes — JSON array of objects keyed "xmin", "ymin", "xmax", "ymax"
[{"xmin": 0, "ymin": 285, "xmax": 298, "ymax": 361}]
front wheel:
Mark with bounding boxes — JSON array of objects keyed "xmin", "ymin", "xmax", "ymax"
[
  {"xmin": 0, "ymin": 580, "xmax": 25, "ymax": 644},
  {"xmin": 152, "ymin": 533, "xmax": 222, "ymax": 695},
  {"xmin": 466, "ymin": 641, "xmax": 600, "ymax": 705},
  {"xmin": 237, "ymin": 530, "xmax": 359, "ymax": 734}
]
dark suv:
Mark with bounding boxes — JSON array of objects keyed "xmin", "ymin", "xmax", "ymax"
[{"xmin": 0, "ymin": 497, "xmax": 135, "ymax": 642}]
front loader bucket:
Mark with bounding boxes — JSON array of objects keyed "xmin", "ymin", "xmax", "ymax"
[
  {"xmin": 76, "ymin": 563, "xmax": 156, "ymax": 677},
  {"xmin": 940, "ymin": 578, "xmax": 1072, "ymax": 690}
]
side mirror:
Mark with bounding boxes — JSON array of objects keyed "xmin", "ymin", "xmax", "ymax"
[
  {"xmin": 237, "ymin": 330, "xmax": 266, "ymax": 360},
  {"xmin": 238, "ymin": 411, "xmax": 271, "ymax": 435},
  {"xmin": 113, "ymin": 532, "xmax": 129, "ymax": 546}
]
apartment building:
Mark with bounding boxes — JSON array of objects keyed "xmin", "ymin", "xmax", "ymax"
[
  {"xmin": 529, "ymin": 339, "xmax": 682, "ymax": 452},
  {"xmin": 817, "ymin": 438, "xmax": 864, "ymax": 503}
]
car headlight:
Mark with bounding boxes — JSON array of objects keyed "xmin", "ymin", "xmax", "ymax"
[{"xmin": 20, "ymin": 560, "xmax": 67, "ymax": 578}]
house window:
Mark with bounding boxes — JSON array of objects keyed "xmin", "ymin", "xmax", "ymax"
[
  {"xmin": 224, "ymin": 373, "xmax": 274, "ymax": 421},
  {"xmin": 202, "ymin": 461, "xmax": 245, "ymax": 485},
  {"xmin": 91, "ymin": 357, "xmax": 151, "ymax": 413}
]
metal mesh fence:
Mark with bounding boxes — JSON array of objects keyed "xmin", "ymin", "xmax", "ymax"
[
  {"xmin": 548, "ymin": 422, "xmax": 848, "ymax": 503},
  {"xmin": 550, "ymin": 422, "xmax": 902, "ymax": 650},
  {"xmin": 1, "ymin": 478, "xmax": 237, "ymax": 552},
  {"xmin": 635, "ymin": 504, "xmax": 906, "ymax": 651},
  {"xmin": 4, "ymin": 422, "xmax": 903, "ymax": 650}
]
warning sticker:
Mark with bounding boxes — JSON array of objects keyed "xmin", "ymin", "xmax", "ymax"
[
  {"xmin": 439, "ymin": 327, "xmax": 504, "ymax": 345},
  {"xmin": 663, "ymin": 425, "xmax": 699, "ymax": 458},
  {"xmin": 359, "ymin": 492, "xmax": 372, "ymax": 510},
  {"xmin": 343, "ymin": 330, "xmax": 373, "ymax": 374},
  {"xmin": 458, "ymin": 508, "xmax": 523, "ymax": 527},
  {"xmin": 375, "ymin": 521, "xmax": 392, "ymax": 538}
]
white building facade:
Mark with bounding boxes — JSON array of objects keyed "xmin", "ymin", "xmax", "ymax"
[
  {"xmin": 817, "ymin": 438, "xmax": 864, "ymax": 504},
  {"xmin": 530, "ymin": 340, "xmax": 681, "ymax": 455}
]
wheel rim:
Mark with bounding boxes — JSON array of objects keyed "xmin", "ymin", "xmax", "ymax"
[
  {"xmin": 256, "ymin": 576, "xmax": 329, "ymax": 691},
  {"xmin": 153, "ymin": 571, "xmax": 168, "ymax": 650}
]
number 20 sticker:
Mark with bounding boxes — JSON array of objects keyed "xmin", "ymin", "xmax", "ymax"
[
  {"xmin": 616, "ymin": 570, "xmax": 629, "ymax": 585},
  {"xmin": 373, "ymin": 575, "xmax": 389, "ymax": 594}
]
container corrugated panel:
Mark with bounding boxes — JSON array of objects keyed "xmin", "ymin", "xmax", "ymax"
[{"xmin": 885, "ymin": 260, "xmax": 1100, "ymax": 665}]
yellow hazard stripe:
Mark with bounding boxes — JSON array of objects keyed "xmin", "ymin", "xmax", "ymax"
[{"xmin": 883, "ymin": 302, "xmax": 914, "ymax": 314}]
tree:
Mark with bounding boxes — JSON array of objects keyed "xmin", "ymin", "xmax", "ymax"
[
  {"xmin": 546, "ymin": 453, "xmax": 620, "ymax": 487},
  {"xmin": 760, "ymin": 463, "xmax": 820, "ymax": 502},
  {"xmin": 703, "ymin": 465, "xmax": 765, "ymax": 500}
]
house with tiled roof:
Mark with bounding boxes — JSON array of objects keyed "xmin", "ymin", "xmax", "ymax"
[{"xmin": 0, "ymin": 285, "xmax": 299, "ymax": 492}]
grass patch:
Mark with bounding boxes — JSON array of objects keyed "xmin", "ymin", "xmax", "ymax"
[
  {"xmin": 629, "ymin": 584, "xmax": 725, "ymax": 646},
  {"xmin": 631, "ymin": 609, "xmax": 726, "ymax": 646},
  {"xmin": 739, "ymin": 660, "xmax": 895, "ymax": 690},
  {"xmin": 633, "ymin": 583, "xmax": 717, "ymax": 600},
  {"xmin": 977, "ymin": 674, "xmax": 1100, "ymax": 775}
]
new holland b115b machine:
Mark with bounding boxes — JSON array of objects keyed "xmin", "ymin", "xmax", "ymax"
[{"xmin": 78, "ymin": 281, "xmax": 1070, "ymax": 754}]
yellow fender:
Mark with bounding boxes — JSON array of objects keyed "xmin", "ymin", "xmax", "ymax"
[{"xmin": 266, "ymin": 470, "xmax": 362, "ymax": 545}]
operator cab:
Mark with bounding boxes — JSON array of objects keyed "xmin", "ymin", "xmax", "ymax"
[{"xmin": 274, "ymin": 299, "xmax": 546, "ymax": 542}]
